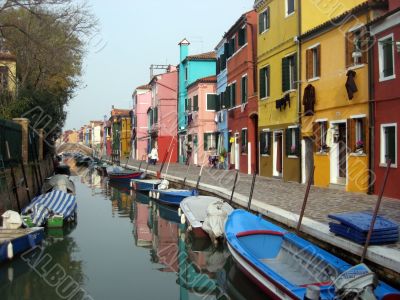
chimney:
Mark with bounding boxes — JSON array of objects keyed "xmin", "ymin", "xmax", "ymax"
[{"xmin": 178, "ymin": 38, "xmax": 190, "ymax": 63}]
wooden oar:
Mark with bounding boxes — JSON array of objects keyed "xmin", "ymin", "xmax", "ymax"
[{"xmin": 247, "ymin": 173, "xmax": 257, "ymax": 211}]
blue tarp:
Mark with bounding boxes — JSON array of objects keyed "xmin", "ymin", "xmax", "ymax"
[{"xmin": 22, "ymin": 190, "xmax": 77, "ymax": 226}]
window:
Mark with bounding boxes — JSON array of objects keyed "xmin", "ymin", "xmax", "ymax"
[
  {"xmin": 282, "ymin": 54, "xmax": 297, "ymax": 92},
  {"xmin": 206, "ymin": 94, "xmax": 218, "ymax": 111},
  {"xmin": 381, "ymin": 124, "xmax": 397, "ymax": 166},
  {"xmin": 241, "ymin": 76, "xmax": 248, "ymax": 104},
  {"xmin": 241, "ymin": 129, "xmax": 248, "ymax": 153},
  {"xmin": 221, "ymin": 54, "xmax": 227, "ymax": 71},
  {"xmin": 193, "ymin": 95, "xmax": 199, "ymax": 111},
  {"xmin": 229, "ymin": 83, "xmax": 236, "ymax": 107},
  {"xmin": 286, "ymin": 127, "xmax": 300, "ymax": 156},
  {"xmin": 185, "ymin": 66, "xmax": 188, "ymax": 81},
  {"xmin": 306, "ymin": 45, "xmax": 321, "ymax": 80},
  {"xmin": 314, "ymin": 121, "xmax": 328, "ymax": 152},
  {"xmin": 379, "ymin": 35, "xmax": 395, "ymax": 80},
  {"xmin": 286, "ymin": 0, "xmax": 295, "ymax": 16},
  {"xmin": 204, "ymin": 132, "xmax": 217, "ymax": 151},
  {"xmin": 153, "ymin": 107, "xmax": 158, "ymax": 124},
  {"xmin": 345, "ymin": 27, "xmax": 367, "ymax": 68},
  {"xmin": 186, "ymin": 98, "xmax": 192, "ymax": 112},
  {"xmin": 238, "ymin": 26, "xmax": 247, "ymax": 47},
  {"xmin": 348, "ymin": 117, "xmax": 366, "ymax": 153},
  {"xmin": 260, "ymin": 65, "xmax": 270, "ymax": 99},
  {"xmin": 0, "ymin": 66, "xmax": 9, "ymax": 90},
  {"xmin": 258, "ymin": 8, "xmax": 270, "ymax": 34},
  {"xmin": 229, "ymin": 37, "xmax": 236, "ymax": 57},
  {"xmin": 260, "ymin": 131, "xmax": 272, "ymax": 155}
]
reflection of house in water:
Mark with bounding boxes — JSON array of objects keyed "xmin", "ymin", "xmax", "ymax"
[
  {"xmin": 134, "ymin": 200, "xmax": 152, "ymax": 248},
  {"xmin": 109, "ymin": 188, "xmax": 133, "ymax": 219}
]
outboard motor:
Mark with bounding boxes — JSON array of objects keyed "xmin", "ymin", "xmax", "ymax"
[{"xmin": 334, "ymin": 264, "xmax": 378, "ymax": 300}]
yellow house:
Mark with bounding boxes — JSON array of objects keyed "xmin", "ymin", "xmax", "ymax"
[
  {"xmin": 255, "ymin": 0, "xmax": 301, "ymax": 182},
  {"xmin": 0, "ymin": 47, "xmax": 17, "ymax": 95},
  {"xmin": 299, "ymin": 1, "xmax": 388, "ymax": 193}
]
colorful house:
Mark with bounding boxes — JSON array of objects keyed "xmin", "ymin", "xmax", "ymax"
[
  {"xmin": 132, "ymin": 85, "xmax": 152, "ymax": 160},
  {"xmin": 186, "ymin": 76, "xmax": 218, "ymax": 166},
  {"xmin": 148, "ymin": 65, "xmax": 178, "ymax": 164},
  {"xmin": 177, "ymin": 39, "xmax": 217, "ymax": 163},
  {"xmin": 225, "ymin": 10, "xmax": 258, "ymax": 174},
  {"xmin": 110, "ymin": 107, "xmax": 131, "ymax": 163},
  {"xmin": 369, "ymin": 0, "xmax": 400, "ymax": 199},
  {"xmin": 255, "ymin": 0, "xmax": 300, "ymax": 182},
  {"xmin": 299, "ymin": 1, "xmax": 388, "ymax": 192},
  {"xmin": 215, "ymin": 37, "xmax": 229, "ymax": 169},
  {"xmin": 90, "ymin": 120, "xmax": 103, "ymax": 155},
  {"xmin": 0, "ymin": 41, "xmax": 16, "ymax": 96}
]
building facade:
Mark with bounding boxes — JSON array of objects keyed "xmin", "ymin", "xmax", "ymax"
[
  {"xmin": 186, "ymin": 76, "xmax": 218, "ymax": 166},
  {"xmin": 148, "ymin": 66, "xmax": 178, "ymax": 163},
  {"xmin": 255, "ymin": 0, "xmax": 300, "ymax": 182},
  {"xmin": 177, "ymin": 39, "xmax": 216, "ymax": 163},
  {"xmin": 225, "ymin": 10, "xmax": 258, "ymax": 174},
  {"xmin": 370, "ymin": 0, "xmax": 400, "ymax": 199},
  {"xmin": 132, "ymin": 85, "xmax": 152, "ymax": 160},
  {"xmin": 110, "ymin": 108, "xmax": 131, "ymax": 163}
]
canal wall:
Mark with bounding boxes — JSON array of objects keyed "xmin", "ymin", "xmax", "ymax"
[{"xmin": 117, "ymin": 160, "xmax": 400, "ymax": 288}]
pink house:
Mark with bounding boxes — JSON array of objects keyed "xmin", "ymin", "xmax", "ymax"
[
  {"xmin": 134, "ymin": 201, "xmax": 152, "ymax": 248},
  {"xmin": 132, "ymin": 85, "xmax": 152, "ymax": 160},
  {"xmin": 186, "ymin": 76, "xmax": 218, "ymax": 166},
  {"xmin": 148, "ymin": 66, "xmax": 178, "ymax": 163}
]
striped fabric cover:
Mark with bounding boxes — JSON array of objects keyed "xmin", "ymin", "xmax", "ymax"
[{"xmin": 23, "ymin": 190, "xmax": 77, "ymax": 226}]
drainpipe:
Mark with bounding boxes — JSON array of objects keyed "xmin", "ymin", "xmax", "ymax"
[
  {"xmin": 297, "ymin": 0, "xmax": 303, "ymax": 183},
  {"xmin": 367, "ymin": 19, "xmax": 375, "ymax": 195}
]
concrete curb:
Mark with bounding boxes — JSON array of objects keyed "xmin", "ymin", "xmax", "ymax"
[{"xmin": 122, "ymin": 162, "xmax": 400, "ymax": 275}]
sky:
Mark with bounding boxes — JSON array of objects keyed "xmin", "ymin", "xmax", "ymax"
[{"xmin": 64, "ymin": 0, "xmax": 254, "ymax": 130}]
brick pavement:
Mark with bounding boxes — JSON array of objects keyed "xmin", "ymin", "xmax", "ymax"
[{"xmin": 126, "ymin": 158, "xmax": 400, "ymax": 251}]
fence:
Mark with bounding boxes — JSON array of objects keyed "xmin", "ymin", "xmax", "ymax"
[
  {"xmin": 0, "ymin": 119, "xmax": 22, "ymax": 167},
  {"xmin": 28, "ymin": 127, "xmax": 39, "ymax": 162}
]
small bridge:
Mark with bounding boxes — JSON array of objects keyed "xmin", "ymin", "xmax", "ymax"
[{"xmin": 56, "ymin": 143, "xmax": 94, "ymax": 156}]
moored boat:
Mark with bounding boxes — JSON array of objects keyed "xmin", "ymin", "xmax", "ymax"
[
  {"xmin": 0, "ymin": 227, "xmax": 45, "ymax": 263},
  {"xmin": 130, "ymin": 179, "xmax": 162, "ymax": 192},
  {"xmin": 42, "ymin": 174, "xmax": 75, "ymax": 195},
  {"xmin": 225, "ymin": 209, "xmax": 400, "ymax": 300},
  {"xmin": 149, "ymin": 188, "xmax": 198, "ymax": 206},
  {"xmin": 108, "ymin": 170, "xmax": 145, "ymax": 184},
  {"xmin": 180, "ymin": 196, "xmax": 233, "ymax": 241}
]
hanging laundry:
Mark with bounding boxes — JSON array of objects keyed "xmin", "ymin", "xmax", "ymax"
[
  {"xmin": 345, "ymin": 70, "xmax": 358, "ymax": 100},
  {"xmin": 275, "ymin": 94, "xmax": 291, "ymax": 111},
  {"xmin": 303, "ymin": 84, "xmax": 316, "ymax": 116}
]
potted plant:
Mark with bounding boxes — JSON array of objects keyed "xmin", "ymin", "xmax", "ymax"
[
  {"xmin": 356, "ymin": 140, "xmax": 364, "ymax": 154},
  {"xmin": 290, "ymin": 145, "xmax": 297, "ymax": 156}
]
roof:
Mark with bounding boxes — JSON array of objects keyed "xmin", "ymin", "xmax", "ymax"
[
  {"xmin": 111, "ymin": 108, "xmax": 131, "ymax": 117},
  {"xmin": 185, "ymin": 51, "xmax": 216, "ymax": 62},
  {"xmin": 224, "ymin": 10, "xmax": 255, "ymax": 39},
  {"xmin": 368, "ymin": 5, "xmax": 400, "ymax": 29},
  {"xmin": 187, "ymin": 75, "xmax": 217, "ymax": 90},
  {"xmin": 136, "ymin": 84, "xmax": 151, "ymax": 90},
  {"xmin": 299, "ymin": 0, "xmax": 388, "ymax": 41}
]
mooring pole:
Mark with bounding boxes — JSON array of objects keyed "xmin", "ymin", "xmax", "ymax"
[
  {"xmin": 195, "ymin": 165, "xmax": 204, "ymax": 190},
  {"xmin": 182, "ymin": 163, "xmax": 191, "ymax": 189},
  {"xmin": 229, "ymin": 170, "xmax": 239, "ymax": 205},
  {"xmin": 20, "ymin": 158, "xmax": 31, "ymax": 203},
  {"xmin": 6, "ymin": 141, "xmax": 21, "ymax": 213},
  {"xmin": 138, "ymin": 155, "xmax": 145, "ymax": 170},
  {"xmin": 158, "ymin": 150, "xmax": 169, "ymax": 175},
  {"xmin": 247, "ymin": 173, "xmax": 257, "ymax": 211},
  {"xmin": 361, "ymin": 160, "xmax": 391, "ymax": 263},
  {"xmin": 296, "ymin": 166, "xmax": 315, "ymax": 234}
]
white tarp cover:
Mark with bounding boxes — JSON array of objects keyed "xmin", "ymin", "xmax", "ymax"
[{"xmin": 202, "ymin": 200, "xmax": 233, "ymax": 239}]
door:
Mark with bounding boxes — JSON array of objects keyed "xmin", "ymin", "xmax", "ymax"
[
  {"xmin": 234, "ymin": 133, "xmax": 240, "ymax": 170},
  {"xmin": 338, "ymin": 123, "xmax": 347, "ymax": 179},
  {"xmin": 273, "ymin": 132, "xmax": 283, "ymax": 177}
]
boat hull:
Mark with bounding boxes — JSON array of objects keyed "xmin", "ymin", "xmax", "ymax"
[
  {"xmin": 0, "ymin": 228, "xmax": 45, "ymax": 263},
  {"xmin": 150, "ymin": 189, "xmax": 198, "ymax": 206},
  {"xmin": 109, "ymin": 171, "xmax": 144, "ymax": 183},
  {"xmin": 130, "ymin": 179, "xmax": 161, "ymax": 192}
]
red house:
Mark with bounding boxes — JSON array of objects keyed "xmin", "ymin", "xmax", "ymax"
[
  {"xmin": 370, "ymin": 0, "xmax": 400, "ymax": 199},
  {"xmin": 224, "ymin": 10, "xmax": 258, "ymax": 174}
]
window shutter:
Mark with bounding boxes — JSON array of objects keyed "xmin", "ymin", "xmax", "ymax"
[
  {"xmin": 282, "ymin": 57, "xmax": 290, "ymax": 92},
  {"xmin": 285, "ymin": 129, "xmax": 291, "ymax": 156},
  {"xmin": 293, "ymin": 55, "xmax": 298, "ymax": 86},
  {"xmin": 361, "ymin": 118, "xmax": 367, "ymax": 154},
  {"xmin": 207, "ymin": 94, "xmax": 217, "ymax": 111},
  {"xmin": 345, "ymin": 32, "xmax": 354, "ymax": 68},
  {"xmin": 316, "ymin": 45, "xmax": 321, "ymax": 77},
  {"xmin": 231, "ymin": 83, "xmax": 236, "ymax": 107},
  {"xmin": 386, "ymin": 127, "xmax": 396, "ymax": 164},
  {"xmin": 204, "ymin": 133, "xmax": 208, "ymax": 151},
  {"xmin": 313, "ymin": 122, "xmax": 321, "ymax": 152},
  {"xmin": 260, "ymin": 68, "xmax": 266, "ymax": 98},
  {"xmin": 258, "ymin": 13, "xmax": 264, "ymax": 34},
  {"xmin": 154, "ymin": 107, "xmax": 158, "ymax": 123},
  {"xmin": 266, "ymin": 9, "xmax": 270, "ymax": 30},
  {"xmin": 347, "ymin": 119, "xmax": 354, "ymax": 153},
  {"xmin": 295, "ymin": 127, "xmax": 300, "ymax": 156},
  {"xmin": 242, "ymin": 76, "xmax": 247, "ymax": 104},
  {"xmin": 188, "ymin": 98, "xmax": 192, "ymax": 112},
  {"xmin": 266, "ymin": 66, "xmax": 270, "ymax": 97},
  {"xmin": 193, "ymin": 96, "xmax": 198, "ymax": 111},
  {"xmin": 306, "ymin": 49, "xmax": 312, "ymax": 80},
  {"xmin": 224, "ymin": 42, "xmax": 229, "ymax": 58},
  {"xmin": 361, "ymin": 28, "xmax": 368, "ymax": 64}
]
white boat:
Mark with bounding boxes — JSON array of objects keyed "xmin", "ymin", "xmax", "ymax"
[
  {"xmin": 41, "ymin": 175, "xmax": 75, "ymax": 195},
  {"xmin": 180, "ymin": 196, "xmax": 233, "ymax": 242}
]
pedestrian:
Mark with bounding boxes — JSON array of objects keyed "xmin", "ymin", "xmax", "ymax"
[{"xmin": 149, "ymin": 146, "xmax": 158, "ymax": 165}]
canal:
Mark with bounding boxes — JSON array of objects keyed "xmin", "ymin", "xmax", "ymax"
[{"xmin": 0, "ymin": 168, "xmax": 266, "ymax": 300}]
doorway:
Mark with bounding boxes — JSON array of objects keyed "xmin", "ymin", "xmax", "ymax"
[
  {"xmin": 330, "ymin": 122, "xmax": 347, "ymax": 185},
  {"xmin": 273, "ymin": 131, "xmax": 283, "ymax": 177},
  {"xmin": 250, "ymin": 114, "xmax": 259, "ymax": 174},
  {"xmin": 303, "ymin": 137, "xmax": 314, "ymax": 184}
]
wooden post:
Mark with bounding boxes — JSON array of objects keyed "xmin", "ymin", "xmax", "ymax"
[
  {"xmin": 229, "ymin": 170, "xmax": 239, "ymax": 205},
  {"xmin": 361, "ymin": 160, "xmax": 391, "ymax": 263},
  {"xmin": 195, "ymin": 165, "xmax": 204, "ymax": 190},
  {"xmin": 247, "ymin": 173, "xmax": 257, "ymax": 211},
  {"xmin": 138, "ymin": 155, "xmax": 145, "ymax": 170},
  {"xmin": 20, "ymin": 158, "xmax": 31, "ymax": 203},
  {"xmin": 296, "ymin": 166, "xmax": 315, "ymax": 234},
  {"xmin": 6, "ymin": 141, "xmax": 21, "ymax": 213}
]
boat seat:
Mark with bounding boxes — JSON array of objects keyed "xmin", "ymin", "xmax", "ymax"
[{"xmin": 236, "ymin": 230, "xmax": 285, "ymax": 238}]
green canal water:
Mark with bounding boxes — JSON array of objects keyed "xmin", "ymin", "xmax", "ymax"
[{"xmin": 0, "ymin": 169, "xmax": 266, "ymax": 300}]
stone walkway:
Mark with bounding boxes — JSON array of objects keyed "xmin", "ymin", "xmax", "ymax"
[{"xmin": 125, "ymin": 158, "xmax": 400, "ymax": 251}]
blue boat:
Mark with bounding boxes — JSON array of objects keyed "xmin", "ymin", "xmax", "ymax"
[
  {"xmin": 130, "ymin": 179, "xmax": 162, "ymax": 192},
  {"xmin": 225, "ymin": 210, "xmax": 400, "ymax": 300},
  {"xmin": 0, "ymin": 228, "xmax": 45, "ymax": 263},
  {"xmin": 149, "ymin": 189, "xmax": 198, "ymax": 206}
]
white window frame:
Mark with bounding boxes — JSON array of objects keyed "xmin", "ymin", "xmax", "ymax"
[
  {"xmin": 380, "ymin": 123, "xmax": 397, "ymax": 167},
  {"xmin": 285, "ymin": 0, "xmax": 295, "ymax": 17},
  {"xmin": 204, "ymin": 131, "xmax": 217, "ymax": 151},
  {"xmin": 259, "ymin": 7, "xmax": 270, "ymax": 34},
  {"xmin": 260, "ymin": 65, "xmax": 270, "ymax": 100},
  {"xmin": 261, "ymin": 129, "xmax": 271, "ymax": 156},
  {"xmin": 206, "ymin": 93, "xmax": 218, "ymax": 112},
  {"xmin": 378, "ymin": 33, "xmax": 396, "ymax": 82}
]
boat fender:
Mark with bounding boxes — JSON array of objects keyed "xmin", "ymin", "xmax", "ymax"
[
  {"xmin": 178, "ymin": 208, "xmax": 182, "ymax": 216},
  {"xmin": 181, "ymin": 214, "xmax": 186, "ymax": 225},
  {"xmin": 304, "ymin": 286, "xmax": 320, "ymax": 300},
  {"xmin": 7, "ymin": 242, "xmax": 14, "ymax": 260}
]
